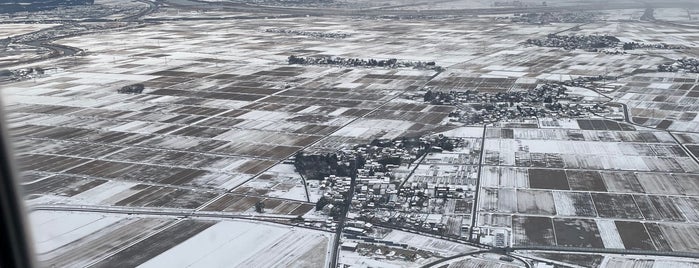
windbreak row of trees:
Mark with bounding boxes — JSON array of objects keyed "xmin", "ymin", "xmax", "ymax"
[
  {"xmin": 265, "ymin": 28, "xmax": 351, "ymax": 39},
  {"xmin": 511, "ymin": 12, "xmax": 597, "ymax": 24},
  {"xmin": 288, "ymin": 55, "xmax": 444, "ymax": 71},
  {"xmin": 528, "ymin": 34, "xmax": 684, "ymax": 52},
  {"xmin": 622, "ymin": 42, "xmax": 685, "ymax": 50}
]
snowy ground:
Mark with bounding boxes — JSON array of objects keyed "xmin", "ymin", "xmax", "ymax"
[
  {"xmin": 0, "ymin": 24, "xmax": 59, "ymax": 39},
  {"xmin": 3, "ymin": 5, "xmax": 699, "ymax": 267},
  {"xmin": 382, "ymin": 230, "xmax": 477, "ymax": 257},
  {"xmin": 29, "ymin": 210, "xmax": 127, "ymax": 254},
  {"xmin": 138, "ymin": 220, "xmax": 332, "ymax": 268}
]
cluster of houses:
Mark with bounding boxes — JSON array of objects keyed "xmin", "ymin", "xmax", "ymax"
[
  {"xmin": 455, "ymin": 83, "xmax": 568, "ymax": 104},
  {"xmin": 526, "ymin": 34, "xmax": 620, "ymax": 51},
  {"xmin": 426, "ymin": 83, "xmax": 609, "ymax": 124},
  {"xmin": 455, "ymin": 103, "xmax": 598, "ymax": 125},
  {"xmin": 310, "ymin": 135, "xmax": 472, "ymax": 237},
  {"xmin": 341, "ymin": 233, "xmax": 428, "ymax": 263},
  {"xmin": 658, "ymin": 58, "xmax": 699, "ymax": 73}
]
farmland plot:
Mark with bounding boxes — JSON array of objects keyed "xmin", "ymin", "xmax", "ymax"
[
  {"xmin": 512, "ymin": 216, "xmax": 556, "ymax": 246},
  {"xmin": 552, "ymin": 191, "xmax": 597, "ymax": 217},
  {"xmin": 516, "ymin": 189, "xmax": 556, "ymax": 215},
  {"xmin": 138, "ymin": 220, "xmax": 331, "ymax": 268}
]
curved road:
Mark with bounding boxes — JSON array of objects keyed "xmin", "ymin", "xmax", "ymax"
[{"xmin": 4, "ymin": 0, "xmax": 160, "ymax": 68}]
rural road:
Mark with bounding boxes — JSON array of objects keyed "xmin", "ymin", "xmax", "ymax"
[{"xmin": 30, "ymin": 204, "xmax": 333, "ymax": 232}]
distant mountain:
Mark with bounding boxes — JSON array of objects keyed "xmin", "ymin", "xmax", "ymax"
[{"xmin": 0, "ymin": 0, "xmax": 94, "ymax": 13}]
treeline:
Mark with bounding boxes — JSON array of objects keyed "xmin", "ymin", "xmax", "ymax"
[
  {"xmin": 622, "ymin": 42, "xmax": 684, "ymax": 50},
  {"xmin": 288, "ymin": 55, "xmax": 445, "ymax": 71},
  {"xmin": 512, "ymin": 12, "xmax": 597, "ymax": 24},
  {"xmin": 265, "ymin": 28, "xmax": 350, "ymax": 39},
  {"xmin": 561, "ymin": 75, "xmax": 616, "ymax": 87},
  {"xmin": 423, "ymin": 90, "xmax": 454, "ymax": 104}
]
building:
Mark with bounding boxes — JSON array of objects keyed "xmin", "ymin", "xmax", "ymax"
[{"xmin": 341, "ymin": 242, "xmax": 358, "ymax": 251}]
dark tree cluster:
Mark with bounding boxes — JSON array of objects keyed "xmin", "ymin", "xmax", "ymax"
[
  {"xmin": 526, "ymin": 34, "xmax": 620, "ymax": 51},
  {"xmin": 561, "ymin": 75, "xmax": 616, "ymax": 87},
  {"xmin": 293, "ymin": 151, "xmax": 361, "ymax": 180},
  {"xmin": 600, "ymin": 50, "xmax": 627, "ymax": 55},
  {"xmin": 368, "ymin": 138, "xmax": 430, "ymax": 163},
  {"xmin": 255, "ymin": 201, "xmax": 265, "ymax": 213},
  {"xmin": 658, "ymin": 58, "xmax": 699, "ymax": 73},
  {"xmin": 314, "ymin": 196, "xmax": 344, "ymax": 216},
  {"xmin": 622, "ymin": 42, "xmax": 684, "ymax": 50},
  {"xmin": 265, "ymin": 28, "xmax": 350, "ymax": 39},
  {"xmin": 288, "ymin": 55, "xmax": 444, "ymax": 71},
  {"xmin": 117, "ymin": 83, "xmax": 144, "ymax": 94},
  {"xmin": 423, "ymin": 90, "xmax": 454, "ymax": 104},
  {"xmin": 395, "ymin": 137, "xmax": 431, "ymax": 151},
  {"xmin": 512, "ymin": 12, "xmax": 597, "ymax": 24},
  {"xmin": 432, "ymin": 135, "xmax": 458, "ymax": 151},
  {"xmin": 315, "ymin": 196, "xmax": 329, "ymax": 210},
  {"xmin": 6, "ymin": 67, "xmax": 45, "ymax": 80}
]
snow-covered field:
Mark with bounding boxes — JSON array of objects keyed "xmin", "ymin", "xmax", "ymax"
[
  {"xmin": 236, "ymin": 163, "xmax": 309, "ymax": 202},
  {"xmin": 30, "ymin": 211, "xmax": 126, "ymax": 254},
  {"xmin": 0, "ymin": 24, "xmax": 59, "ymax": 39},
  {"xmin": 4, "ymin": 6, "xmax": 699, "ymax": 267},
  {"xmin": 339, "ymin": 249, "xmax": 436, "ymax": 268},
  {"xmin": 138, "ymin": 220, "xmax": 332, "ymax": 268},
  {"xmin": 382, "ymin": 230, "xmax": 476, "ymax": 257}
]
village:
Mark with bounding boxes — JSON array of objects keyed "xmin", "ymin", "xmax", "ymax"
[
  {"xmin": 421, "ymin": 82, "xmax": 612, "ymax": 125},
  {"xmin": 295, "ymin": 134, "xmax": 481, "ymax": 249}
]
